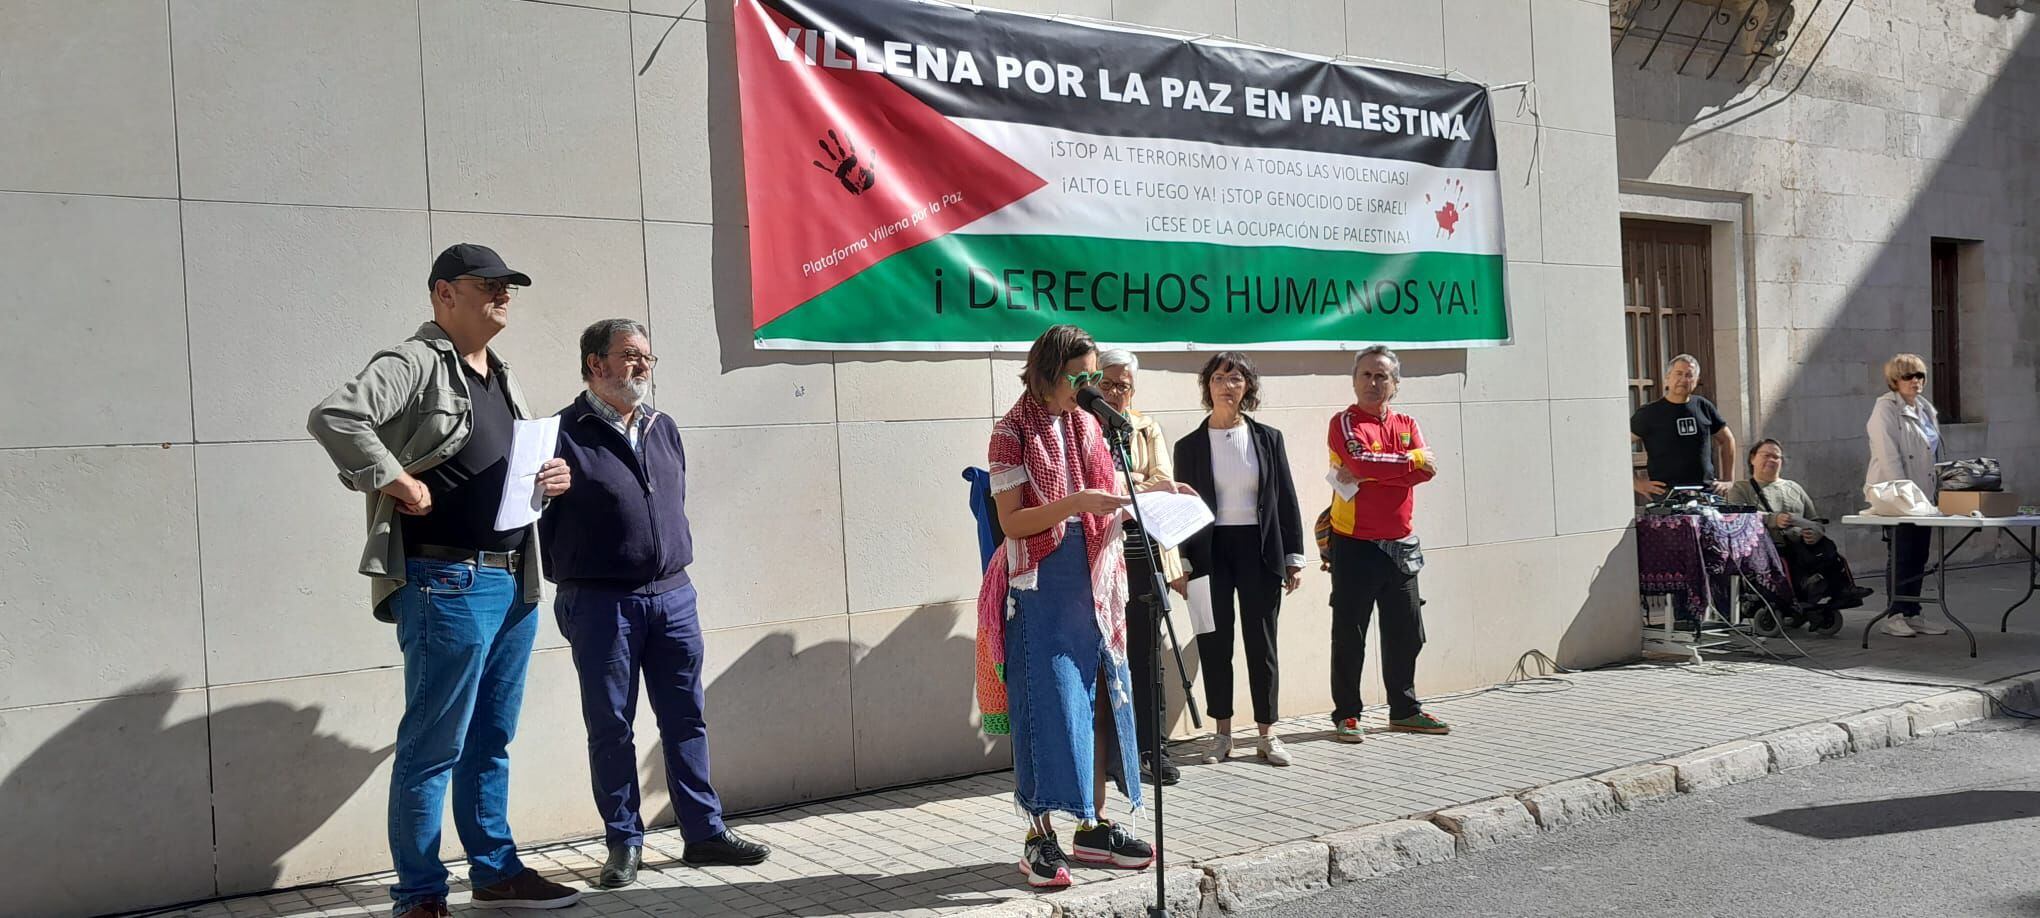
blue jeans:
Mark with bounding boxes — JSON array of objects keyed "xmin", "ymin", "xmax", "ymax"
[
  {"xmin": 387, "ymin": 558, "xmax": 537, "ymax": 910},
  {"xmin": 555, "ymin": 581, "xmax": 727, "ymax": 846}
]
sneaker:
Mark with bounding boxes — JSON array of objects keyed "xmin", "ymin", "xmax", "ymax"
[
  {"xmin": 1909, "ymin": 617, "xmax": 1949, "ymax": 635},
  {"xmin": 1071, "ymin": 819, "xmax": 1155, "ymax": 869},
  {"xmin": 1256, "ymin": 735, "xmax": 1291, "ymax": 766},
  {"xmin": 1018, "ymin": 832, "xmax": 1073, "ymax": 888},
  {"xmin": 470, "ymin": 869, "xmax": 581, "ymax": 910},
  {"xmin": 1204, "ymin": 733, "xmax": 1233, "ymax": 764},
  {"xmin": 394, "ymin": 902, "xmax": 449, "ymax": 918},
  {"xmin": 1333, "ymin": 717, "xmax": 1366, "ymax": 744},
  {"xmin": 1881, "ymin": 616, "xmax": 1918, "ymax": 637},
  {"xmin": 1389, "ymin": 711, "xmax": 1451, "ymax": 735}
]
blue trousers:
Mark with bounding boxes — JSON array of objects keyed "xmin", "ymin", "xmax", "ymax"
[
  {"xmin": 556, "ymin": 581, "xmax": 727, "ymax": 846},
  {"xmin": 387, "ymin": 558, "xmax": 537, "ymax": 911}
]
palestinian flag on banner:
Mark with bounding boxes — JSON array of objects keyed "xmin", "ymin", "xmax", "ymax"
[{"xmin": 735, "ymin": 0, "xmax": 1509, "ymax": 351}]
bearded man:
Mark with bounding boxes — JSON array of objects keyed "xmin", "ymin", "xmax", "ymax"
[{"xmin": 539, "ymin": 319, "xmax": 770, "ymax": 889}]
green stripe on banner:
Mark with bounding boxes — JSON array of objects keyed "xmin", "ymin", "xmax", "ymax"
[{"xmin": 756, "ymin": 234, "xmax": 1509, "ymax": 347}]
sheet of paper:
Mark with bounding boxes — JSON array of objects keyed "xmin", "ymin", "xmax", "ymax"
[
  {"xmin": 1129, "ymin": 490, "xmax": 1215, "ymax": 550},
  {"xmin": 1325, "ymin": 468, "xmax": 1359, "ymax": 500},
  {"xmin": 493, "ymin": 416, "xmax": 561, "ymax": 531},
  {"xmin": 1186, "ymin": 575, "xmax": 1216, "ymax": 636}
]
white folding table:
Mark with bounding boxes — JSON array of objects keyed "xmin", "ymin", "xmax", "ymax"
[{"xmin": 1837, "ymin": 514, "xmax": 2040, "ymax": 658}]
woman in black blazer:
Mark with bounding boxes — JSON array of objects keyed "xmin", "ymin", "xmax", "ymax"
[{"xmin": 1172, "ymin": 352, "xmax": 1305, "ymax": 767}]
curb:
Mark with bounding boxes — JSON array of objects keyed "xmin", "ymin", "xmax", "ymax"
[{"xmin": 949, "ymin": 673, "xmax": 2033, "ymax": 918}]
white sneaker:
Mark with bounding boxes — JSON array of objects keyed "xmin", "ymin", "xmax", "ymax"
[
  {"xmin": 1257, "ymin": 735, "xmax": 1291, "ymax": 767},
  {"xmin": 1204, "ymin": 733, "xmax": 1233, "ymax": 764},
  {"xmin": 1910, "ymin": 617, "xmax": 1950, "ymax": 635},
  {"xmin": 1881, "ymin": 616, "xmax": 1918, "ymax": 637}
]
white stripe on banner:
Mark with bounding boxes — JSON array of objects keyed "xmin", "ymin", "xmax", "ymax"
[{"xmin": 949, "ymin": 118, "xmax": 1505, "ymax": 257}]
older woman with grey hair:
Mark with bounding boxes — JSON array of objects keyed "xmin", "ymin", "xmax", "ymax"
[
  {"xmin": 1865, "ymin": 353, "xmax": 1948, "ymax": 638},
  {"xmin": 1098, "ymin": 347, "xmax": 1191, "ymax": 785}
]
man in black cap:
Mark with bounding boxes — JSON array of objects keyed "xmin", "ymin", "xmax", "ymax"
[{"xmin": 309, "ymin": 244, "xmax": 580, "ymax": 917}]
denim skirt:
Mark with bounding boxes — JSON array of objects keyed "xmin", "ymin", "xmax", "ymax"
[{"xmin": 1005, "ymin": 527, "xmax": 1143, "ymax": 820}]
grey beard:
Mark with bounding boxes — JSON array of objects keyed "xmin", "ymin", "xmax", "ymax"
[{"xmin": 602, "ymin": 376, "xmax": 650, "ymax": 406}]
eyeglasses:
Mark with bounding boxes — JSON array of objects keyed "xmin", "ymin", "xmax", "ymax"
[
  {"xmin": 1210, "ymin": 373, "xmax": 1248, "ymax": 387},
  {"xmin": 1065, "ymin": 370, "xmax": 1104, "ymax": 389},
  {"xmin": 1099, "ymin": 380, "xmax": 1133, "ymax": 395},
  {"xmin": 458, "ymin": 277, "xmax": 520, "ymax": 297},
  {"xmin": 609, "ymin": 349, "xmax": 660, "ymax": 367},
  {"xmin": 1900, "ymin": 372, "xmax": 1926, "ymax": 381}
]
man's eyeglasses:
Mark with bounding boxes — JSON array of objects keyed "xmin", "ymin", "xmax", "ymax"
[
  {"xmin": 1065, "ymin": 370, "xmax": 1104, "ymax": 388},
  {"xmin": 609, "ymin": 349, "xmax": 660, "ymax": 367},
  {"xmin": 1099, "ymin": 380, "xmax": 1133, "ymax": 395},
  {"xmin": 1900, "ymin": 372, "xmax": 1926, "ymax": 381},
  {"xmin": 458, "ymin": 277, "xmax": 520, "ymax": 297}
]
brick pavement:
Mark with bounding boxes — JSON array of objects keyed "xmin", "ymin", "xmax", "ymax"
[{"xmin": 141, "ymin": 562, "xmax": 2040, "ymax": 918}]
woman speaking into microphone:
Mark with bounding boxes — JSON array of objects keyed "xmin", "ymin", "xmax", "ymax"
[{"xmin": 976, "ymin": 324, "xmax": 1164, "ymax": 889}]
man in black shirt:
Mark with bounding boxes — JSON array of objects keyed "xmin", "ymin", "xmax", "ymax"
[
  {"xmin": 1629, "ymin": 354, "xmax": 1737, "ymax": 498},
  {"xmin": 308, "ymin": 244, "xmax": 577, "ymax": 917}
]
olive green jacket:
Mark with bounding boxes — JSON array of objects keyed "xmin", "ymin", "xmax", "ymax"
[{"xmin": 307, "ymin": 322, "xmax": 542, "ymax": 621}]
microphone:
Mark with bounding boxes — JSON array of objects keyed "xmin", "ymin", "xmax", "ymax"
[{"xmin": 1077, "ymin": 385, "xmax": 1133, "ymax": 434}]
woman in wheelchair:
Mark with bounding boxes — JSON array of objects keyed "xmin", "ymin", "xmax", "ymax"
[{"xmin": 1728, "ymin": 439, "xmax": 1874, "ymax": 624}]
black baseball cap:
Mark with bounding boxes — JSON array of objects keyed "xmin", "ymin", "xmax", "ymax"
[{"xmin": 428, "ymin": 243, "xmax": 532, "ymax": 289}]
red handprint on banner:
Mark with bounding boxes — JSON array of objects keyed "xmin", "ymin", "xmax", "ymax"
[{"xmin": 1425, "ymin": 178, "xmax": 1472, "ymax": 239}]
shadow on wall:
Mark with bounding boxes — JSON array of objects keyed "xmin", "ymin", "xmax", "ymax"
[
  {"xmin": 0, "ymin": 679, "xmax": 390, "ymax": 915},
  {"xmin": 630, "ymin": 603, "xmax": 1013, "ymax": 827},
  {"xmin": 1556, "ymin": 535, "xmax": 1646, "ymax": 669}
]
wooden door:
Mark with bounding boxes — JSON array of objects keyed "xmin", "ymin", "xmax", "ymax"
[{"xmin": 1622, "ymin": 219, "xmax": 1716, "ymax": 478}]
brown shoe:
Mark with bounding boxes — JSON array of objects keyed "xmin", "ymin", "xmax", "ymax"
[
  {"xmin": 394, "ymin": 902, "xmax": 449, "ymax": 918},
  {"xmin": 471, "ymin": 869, "xmax": 582, "ymax": 910}
]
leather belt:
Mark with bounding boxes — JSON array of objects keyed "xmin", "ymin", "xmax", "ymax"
[{"xmin": 413, "ymin": 543, "xmax": 523, "ymax": 572}]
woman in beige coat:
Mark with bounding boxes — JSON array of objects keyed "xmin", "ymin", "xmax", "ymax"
[
  {"xmin": 1864, "ymin": 353, "xmax": 1948, "ymax": 638},
  {"xmin": 1099, "ymin": 348, "xmax": 1189, "ymax": 785}
]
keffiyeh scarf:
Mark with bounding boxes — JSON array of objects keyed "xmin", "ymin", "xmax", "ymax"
[{"xmin": 975, "ymin": 394, "xmax": 1129, "ymax": 735}]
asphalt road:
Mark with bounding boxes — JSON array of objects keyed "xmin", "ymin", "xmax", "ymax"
[{"xmin": 1256, "ymin": 720, "xmax": 2040, "ymax": 918}]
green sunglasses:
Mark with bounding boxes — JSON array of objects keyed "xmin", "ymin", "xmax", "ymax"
[{"xmin": 1065, "ymin": 370, "xmax": 1104, "ymax": 388}]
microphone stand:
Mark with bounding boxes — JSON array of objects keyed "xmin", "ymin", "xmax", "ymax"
[{"xmin": 1105, "ymin": 420, "xmax": 1174, "ymax": 918}]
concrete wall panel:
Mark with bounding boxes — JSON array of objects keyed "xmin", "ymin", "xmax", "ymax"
[
  {"xmin": 183, "ymin": 201, "xmax": 432, "ymax": 443},
  {"xmin": 421, "ymin": 0, "xmax": 640, "ymax": 219},
  {"xmin": 0, "ymin": 447, "xmax": 204, "ymax": 709},
  {"xmin": 0, "ymin": 0, "xmax": 177, "ymax": 197},
  {"xmin": 170, "ymin": 0, "xmax": 428, "ymax": 209},
  {"xmin": 0, "ymin": 193, "xmax": 191, "ymax": 448}
]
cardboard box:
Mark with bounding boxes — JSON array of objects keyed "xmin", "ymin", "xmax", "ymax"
[{"xmin": 1938, "ymin": 490, "xmax": 2020, "ymax": 517}]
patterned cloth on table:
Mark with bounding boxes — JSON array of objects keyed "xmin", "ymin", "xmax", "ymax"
[{"xmin": 1636, "ymin": 512, "xmax": 1791, "ymax": 622}]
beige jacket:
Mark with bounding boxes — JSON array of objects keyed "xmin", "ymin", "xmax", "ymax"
[
  {"xmin": 307, "ymin": 322, "xmax": 543, "ymax": 621},
  {"xmin": 1127, "ymin": 409, "xmax": 1184, "ymax": 583},
  {"xmin": 1865, "ymin": 390, "xmax": 1940, "ymax": 498}
]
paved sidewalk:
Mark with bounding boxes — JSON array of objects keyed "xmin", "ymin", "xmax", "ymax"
[{"xmin": 143, "ymin": 563, "xmax": 2040, "ymax": 918}]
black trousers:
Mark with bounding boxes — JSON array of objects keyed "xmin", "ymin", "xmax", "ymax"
[
  {"xmin": 1329, "ymin": 533, "xmax": 1426, "ymax": 722},
  {"xmin": 1776, "ymin": 534, "xmax": 1860, "ymax": 606},
  {"xmin": 1125, "ymin": 540, "xmax": 1166, "ymax": 762},
  {"xmin": 1197, "ymin": 525, "xmax": 1282, "ymax": 725},
  {"xmin": 1891, "ymin": 523, "xmax": 1932, "ymax": 616}
]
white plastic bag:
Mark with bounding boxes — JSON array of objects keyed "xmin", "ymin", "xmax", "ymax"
[{"xmin": 1863, "ymin": 480, "xmax": 1940, "ymax": 517}]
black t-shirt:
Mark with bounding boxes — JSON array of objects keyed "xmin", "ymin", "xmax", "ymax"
[
  {"xmin": 1630, "ymin": 396, "xmax": 1727, "ymax": 487},
  {"xmin": 402, "ymin": 360, "xmax": 526, "ymax": 553}
]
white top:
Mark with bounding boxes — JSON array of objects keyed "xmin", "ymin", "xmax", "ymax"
[{"xmin": 1209, "ymin": 423, "xmax": 1260, "ymax": 526}]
